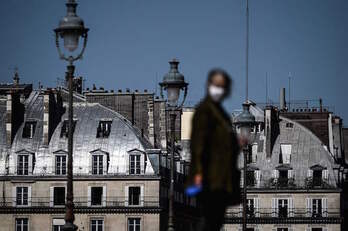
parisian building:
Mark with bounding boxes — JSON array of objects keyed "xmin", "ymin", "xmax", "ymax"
[
  {"xmin": 0, "ymin": 73, "xmax": 198, "ymax": 231},
  {"xmin": 179, "ymin": 89, "xmax": 347, "ymax": 231}
]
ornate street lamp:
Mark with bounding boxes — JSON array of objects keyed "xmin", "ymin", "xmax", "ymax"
[
  {"xmin": 159, "ymin": 58, "xmax": 188, "ymax": 231},
  {"xmin": 54, "ymin": 1, "xmax": 88, "ymax": 230},
  {"xmin": 234, "ymin": 102, "xmax": 256, "ymax": 231}
]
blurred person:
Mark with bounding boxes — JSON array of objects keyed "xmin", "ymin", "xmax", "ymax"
[{"xmin": 187, "ymin": 68, "xmax": 243, "ymax": 231}]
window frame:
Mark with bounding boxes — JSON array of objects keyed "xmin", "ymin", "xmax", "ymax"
[
  {"xmin": 90, "ymin": 218, "xmax": 104, "ymax": 231},
  {"xmin": 15, "ymin": 218, "xmax": 29, "ymax": 231},
  {"xmin": 127, "ymin": 217, "xmax": 141, "ymax": 231},
  {"xmin": 129, "ymin": 154, "xmax": 141, "ymax": 175},
  {"xmin": 96, "ymin": 120, "xmax": 112, "ymax": 138},
  {"xmin": 16, "ymin": 186, "xmax": 29, "ymax": 207},
  {"xmin": 22, "ymin": 121, "xmax": 37, "ymax": 139},
  {"xmin": 55, "ymin": 155, "xmax": 67, "ymax": 175}
]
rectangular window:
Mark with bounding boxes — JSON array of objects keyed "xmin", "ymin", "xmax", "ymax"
[
  {"xmin": 55, "ymin": 155, "xmax": 66, "ymax": 175},
  {"xmin": 54, "ymin": 187, "xmax": 65, "ymax": 206},
  {"xmin": 313, "ymin": 170, "xmax": 323, "ymax": 186},
  {"xmin": 311, "ymin": 228, "xmax": 322, "ymax": 231},
  {"xmin": 246, "ymin": 171, "xmax": 255, "ymax": 187},
  {"xmin": 280, "ymin": 144, "xmax": 292, "ymax": 164},
  {"xmin": 278, "ymin": 170, "xmax": 289, "ymax": 187},
  {"xmin": 15, "ymin": 218, "xmax": 28, "ymax": 231},
  {"xmin": 128, "ymin": 218, "xmax": 141, "ymax": 231},
  {"xmin": 277, "ymin": 228, "xmax": 288, "ymax": 231},
  {"xmin": 17, "ymin": 155, "xmax": 29, "ymax": 175},
  {"xmin": 278, "ymin": 199, "xmax": 288, "ymax": 218},
  {"xmin": 96, "ymin": 121, "xmax": 112, "ymax": 138},
  {"xmin": 91, "ymin": 219, "xmax": 104, "ymax": 231},
  {"xmin": 246, "ymin": 199, "xmax": 254, "ymax": 217},
  {"xmin": 52, "ymin": 219, "xmax": 65, "ymax": 231},
  {"xmin": 312, "ymin": 199, "xmax": 322, "ymax": 217},
  {"xmin": 22, "ymin": 121, "xmax": 36, "ymax": 138},
  {"xmin": 92, "ymin": 155, "xmax": 104, "ymax": 175},
  {"xmin": 129, "ymin": 187, "xmax": 141, "ymax": 206},
  {"xmin": 16, "ymin": 187, "xmax": 28, "ymax": 206},
  {"xmin": 91, "ymin": 187, "xmax": 103, "ymax": 206},
  {"xmin": 60, "ymin": 120, "xmax": 76, "ymax": 138},
  {"xmin": 129, "ymin": 155, "xmax": 141, "ymax": 175}
]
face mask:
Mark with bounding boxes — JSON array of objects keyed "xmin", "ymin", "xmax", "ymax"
[{"xmin": 208, "ymin": 85, "xmax": 225, "ymax": 102}]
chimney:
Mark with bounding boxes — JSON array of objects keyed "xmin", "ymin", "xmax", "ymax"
[
  {"xmin": 6, "ymin": 92, "xmax": 24, "ymax": 145},
  {"xmin": 264, "ymin": 106, "xmax": 279, "ymax": 158},
  {"xmin": 43, "ymin": 90, "xmax": 63, "ymax": 145},
  {"xmin": 279, "ymin": 88, "xmax": 286, "ymax": 111},
  {"xmin": 147, "ymin": 95, "xmax": 155, "ymax": 146}
]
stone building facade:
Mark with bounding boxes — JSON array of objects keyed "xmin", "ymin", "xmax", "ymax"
[{"xmin": 0, "ymin": 80, "xmax": 197, "ymax": 231}]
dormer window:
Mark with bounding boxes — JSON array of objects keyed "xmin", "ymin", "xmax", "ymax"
[
  {"xmin": 280, "ymin": 144, "xmax": 292, "ymax": 164},
  {"xmin": 22, "ymin": 121, "xmax": 36, "ymax": 139},
  {"xmin": 60, "ymin": 120, "xmax": 77, "ymax": 138},
  {"xmin": 286, "ymin": 122, "xmax": 294, "ymax": 128},
  {"xmin": 96, "ymin": 121, "xmax": 112, "ymax": 138},
  {"xmin": 308, "ymin": 165, "xmax": 328, "ymax": 187},
  {"xmin": 129, "ymin": 154, "xmax": 141, "ymax": 175},
  {"xmin": 17, "ymin": 155, "xmax": 29, "ymax": 175}
]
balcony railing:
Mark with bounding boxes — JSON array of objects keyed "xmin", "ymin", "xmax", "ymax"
[
  {"xmin": 225, "ymin": 208, "xmax": 341, "ymax": 219},
  {"xmin": 241, "ymin": 179, "xmax": 335, "ymax": 190},
  {"xmin": 0, "ymin": 196, "xmax": 160, "ymax": 208}
]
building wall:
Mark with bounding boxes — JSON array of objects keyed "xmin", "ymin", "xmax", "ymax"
[
  {"xmin": 0, "ymin": 213, "xmax": 160, "ymax": 231},
  {"xmin": 222, "ymin": 224, "xmax": 341, "ymax": 231}
]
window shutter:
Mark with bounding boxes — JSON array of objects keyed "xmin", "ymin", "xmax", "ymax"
[
  {"xmin": 125, "ymin": 186, "xmax": 129, "ymax": 206},
  {"xmin": 103, "ymin": 155, "xmax": 107, "ymax": 175},
  {"xmin": 102, "ymin": 185, "xmax": 107, "ymax": 207},
  {"xmin": 322, "ymin": 228, "xmax": 328, "ymax": 231},
  {"xmin": 272, "ymin": 198, "xmax": 278, "ymax": 217},
  {"xmin": 50, "ymin": 187, "xmax": 54, "ymax": 207},
  {"xmin": 28, "ymin": 155, "xmax": 33, "ymax": 175},
  {"xmin": 240, "ymin": 170, "xmax": 244, "ymax": 188},
  {"xmin": 28, "ymin": 186, "xmax": 32, "ymax": 206},
  {"xmin": 307, "ymin": 169, "xmax": 313, "ymax": 177},
  {"xmin": 305, "ymin": 228, "xmax": 311, "ymax": 231},
  {"xmin": 288, "ymin": 198, "xmax": 294, "ymax": 217},
  {"xmin": 322, "ymin": 198, "xmax": 328, "ymax": 217},
  {"xmin": 87, "ymin": 186, "xmax": 91, "ymax": 207},
  {"xmin": 254, "ymin": 198, "xmax": 260, "ymax": 217},
  {"xmin": 273, "ymin": 170, "xmax": 279, "ymax": 179},
  {"xmin": 323, "ymin": 169, "xmax": 329, "ymax": 181},
  {"xmin": 140, "ymin": 185, "xmax": 144, "ymax": 206},
  {"xmin": 255, "ymin": 170, "xmax": 261, "ymax": 187},
  {"xmin": 12, "ymin": 186, "xmax": 16, "ymax": 206},
  {"xmin": 288, "ymin": 170, "xmax": 294, "ymax": 179},
  {"xmin": 306, "ymin": 198, "xmax": 312, "ymax": 217}
]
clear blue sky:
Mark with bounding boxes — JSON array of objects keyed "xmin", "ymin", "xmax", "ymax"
[{"xmin": 0, "ymin": 0, "xmax": 347, "ymax": 124}]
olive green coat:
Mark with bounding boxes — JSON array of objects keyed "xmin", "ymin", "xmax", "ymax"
[{"xmin": 188, "ymin": 97, "xmax": 241, "ymax": 200}]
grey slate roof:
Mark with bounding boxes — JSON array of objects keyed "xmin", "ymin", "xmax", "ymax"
[{"xmin": 0, "ymin": 91, "xmax": 157, "ymax": 176}]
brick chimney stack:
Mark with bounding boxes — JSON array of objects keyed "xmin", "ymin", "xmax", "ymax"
[
  {"xmin": 43, "ymin": 90, "xmax": 63, "ymax": 145},
  {"xmin": 6, "ymin": 92, "xmax": 24, "ymax": 145}
]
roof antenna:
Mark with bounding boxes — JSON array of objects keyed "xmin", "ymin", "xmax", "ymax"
[
  {"xmin": 265, "ymin": 72, "xmax": 268, "ymax": 105},
  {"xmin": 288, "ymin": 72, "xmax": 292, "ymax": 111},
  {"xmin": 245, "ymin": 0, "xmax": 250, "ymax": 102}
]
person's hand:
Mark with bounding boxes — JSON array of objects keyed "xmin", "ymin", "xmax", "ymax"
[{"xmin": 194, "ymin": 174, "xmax": 202, "ymax": 186}]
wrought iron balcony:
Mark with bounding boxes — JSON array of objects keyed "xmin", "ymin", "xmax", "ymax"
[
  {"xmin": 0, "ymin": 196, "xmax": 160, "ymax": 213},
  {"xmin": 224, "ymin": 208, "xmax": 342, "ymax": 224},
  {"xmin": 241, "ymin": 179, "xmax": 335, "ymax": 190}
]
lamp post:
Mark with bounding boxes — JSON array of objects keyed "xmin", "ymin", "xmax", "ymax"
[
  {"xmin": 234, "ymin": 103, "xmax": 256, "ymax": 231},
  {"xmin": 159, "ymin": 59, "xmax": 188, "ymax": 231},
  {"xmin": 54, "ymin": 1, "xmax": 88, "ymax": 230}
]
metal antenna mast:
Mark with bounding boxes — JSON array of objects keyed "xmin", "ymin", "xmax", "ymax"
[
  {"xmin": 288, "ymin": 72, "xmax": 291, "ymax": 110},
  {"xmin": 245, "ymin": 0, "xmax": 249, "ymax": 102}
]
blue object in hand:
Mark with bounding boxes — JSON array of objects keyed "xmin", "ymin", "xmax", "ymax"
[{"xmin": 185, "ymin": 185, "xmax": 202, "ymax": 197}]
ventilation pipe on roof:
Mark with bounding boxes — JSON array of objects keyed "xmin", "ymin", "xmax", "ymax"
[{"xmin": 279, "ymin": 88, "xmax": 286, "ymax": 111}]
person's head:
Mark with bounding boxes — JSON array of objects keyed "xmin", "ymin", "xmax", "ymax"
[{"xmin": 206, "ymin": 68, "xmax": 232, "ymax": 103}]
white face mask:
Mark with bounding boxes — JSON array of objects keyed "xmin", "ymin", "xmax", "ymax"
[{"xmin": 208, "ymin": 85, "xmax": 225, "ymax": 102}]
